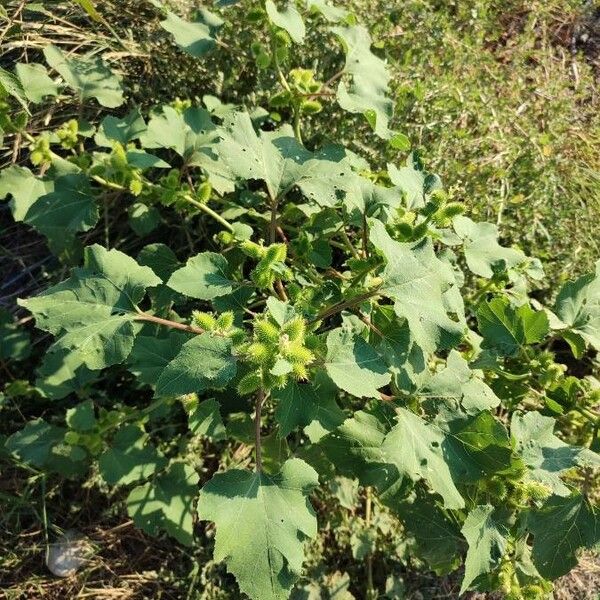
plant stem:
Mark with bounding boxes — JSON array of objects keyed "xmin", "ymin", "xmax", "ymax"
[
  {"xmin": 310, "ymin": 289, "xmax": 380, "ymax": 325},
  {"xmin": 134, "ymin": 312, "xmax": 207, "ymax": 336},
  {"xmin": 92, "ymin": 175, "xmax": 126, "ymax": 191},
  {"xmin": 293, "ymin": 107, "xmax": 303, "ymax": 144},
  {"xmin": 269, "ymin": 198, "xmax": 278, "ymax": 244},
  {"xmin": 274, "ymin": 279, "xmax": 289, "ymax": 302},
  {"xmin": 184, "ymin": 195, "xmax": 235, "ymax": 233},
  {"xmin": 255, "ymin": 388, "xmax": 265, "ymax": 472},
  {"xmin": 365, "ymin": 486, "xmax": 375, "ymax": 599},
  {"xmin": 340, "ymin": 228, "xmax": 360, "ymax": 260},
  {"xmin": 362, "ymin": 213, "xmax": 369, "ymax": 258}
]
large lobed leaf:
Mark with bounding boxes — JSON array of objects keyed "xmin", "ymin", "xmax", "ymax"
[{"xmin": 198, "ymin": 458, "xmax": 319, "ymax": 600}]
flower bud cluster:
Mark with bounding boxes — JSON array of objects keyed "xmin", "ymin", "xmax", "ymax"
[{"xmin": 237, "ymin": 315, "xmax": 315, "ymax": 394}]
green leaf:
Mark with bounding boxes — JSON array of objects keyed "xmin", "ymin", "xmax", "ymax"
[
  {"xmin": 99, "ymin": 425, "xmax": 167, "ymax": 486},
  {"xmin": 553, "ymin": 260, "xmax": 600, "ymax": 351},
  {"xmin": 73, "ymin": 0, "xmax": 105, "ymax": 22},
  {"xmin": 127, "ymin": 461, "xmax": 199, "ymax": 545},
  {"xmin": 0, "ymin": 66, "xmax": 29, "ymax": 112},
  {"xmin": 36, "ymin": 347, "xmax": 97, "ymax": 399},
  {"xmin": 387, "ymin": 158, "xmax": 442, "ymax": 209},
  {"xmin": 350, "ymin": 529, "xmax": 376, "ymax": 560},
  {"xmin": 5, "ymin": 419, "xmax": 65, "ymax": 468},
  {"xmin": 43, "ymin": 44, "xmax": 124, "ymax": 108},
  {"xmin": 19, "ymin": 244, "xmax": 161, "ymax": 369},
  {"xmin": 332, "ymin": 26, "xmax": 393, "ymax": 138},
  {"xmin": 527, "ymin": 492, "xmax": 600, "ymax": 579},
  {"xmin": 167, "ymin": 252, "xmax": 237, "ymax": 300},
  {"xmin": 95, "ymin": 108, "xmax": 147, "ymax": 146},
  {"xmin": 371, "ymin": 306, "xmax": 427, "ymax": 393},
  {"xmin": 0, "ymin": 165, "xmax": 53, "ymax": 222},
  {"xmin": 512, "ymin": 411, "xmax": 600, "ymax": 496},
  {"xmin": 421, "ymin": 350, "xmax": 500, "ymax": 414},
  {"xmin": 138, "ymin": 243, "xmax": 181, "ymax": 281},
  {"xmin": 306, "ymin": 0, "xmax": 348, "ymax": 22},
  {"xmin": 15, "ymin": 63, "xmax": 58, "ymax": 103},
  {"xmin": 370, "ymin": 219, "xmax": 465, "ymax": 353},
  {"xmin": 127, "ymin": 330, "xmax": 189, "ymax": 386},
  {"xmin": 188, "ymin": 398, "xmax": 226, "ymax": 440},
  {"xmin": 266, "ymin": 0, "xmax": 306, "ymax": 44},
  {"xmin": 214, "ymin": 111, "xmax": 357, "ymax": 206},
  {"xmin": 382, "ymin": 408, "xmax": 464, "ymax": 509},
  {"xmin": 476, "ymin": 296, "xmax": 549, "ymax": 357},
  {"xmin": 274, "ymin": 378, "xmax": 336, "ymax": 438},
  {"xmin": 197, "ymin": 458, "xmax": 318, "ymax": 600},
  {"xmin": 0, "ymin": 167, "xmax": 99, "ymax": 251},
  {"xmin": 128, "ymin": 202, "xmax": 161, "ymax": 236},
  {"xmin": 0, "ymin": 308, "xmax": 31, "ymax": 361},
  {"xmin": 325, "ymin": 327, "xmax": 390, "ymax": 399},
  {"xmin": 160, "ymin": 8, "xmax": 222, "ymax": 57},
  {"xmin": 390, "ymin": 491, "xmax": 462, "ymax": 574},
  {"xmin": 319, "ymin": 409, "xmax": 393, "ymax": 487},
  {"xmin": 24, "ymin": 174, "xmax": 99, "ymax": 249},
  {"xmin": 66, "ymin": 400, "xmax": 96, "ymax": 432},
  {"xmin": 155, "ymin": 334, "xmax": 236, "ymax": 397},
  {"xmin": 460, "ymin": 505, "xmax": 507, "ymax": 593},
  {"xmin": 140, "ymin": 106, "xmax": 218, "ymax": 163},
  {"xmin": 453, "ymin": 216, "xmax": 527, "ymax": 278}
]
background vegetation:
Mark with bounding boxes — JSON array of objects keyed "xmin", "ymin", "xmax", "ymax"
[{"xmin": 1, "ymin": 0, "xmax": 599, "ymax": 598}]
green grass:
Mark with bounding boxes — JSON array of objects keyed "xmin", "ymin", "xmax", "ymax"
[{"xmin": 373, "ymin": 0, "xmax": 600, "ymax": 285}]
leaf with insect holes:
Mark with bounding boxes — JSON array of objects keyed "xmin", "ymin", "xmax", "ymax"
[{"xmin": 197, "ymin": 458, "xmax": 318, "ymax": 600}]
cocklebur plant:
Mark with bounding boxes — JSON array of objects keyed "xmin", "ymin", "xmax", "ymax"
[{"xmin": 1, "ymin": 1, "xmax": 600, "ymax": 599}]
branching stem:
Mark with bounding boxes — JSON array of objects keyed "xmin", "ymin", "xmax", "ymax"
[{"xmin": 255, "ymin": 388, "xmax": 265, "ymax": 472}]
